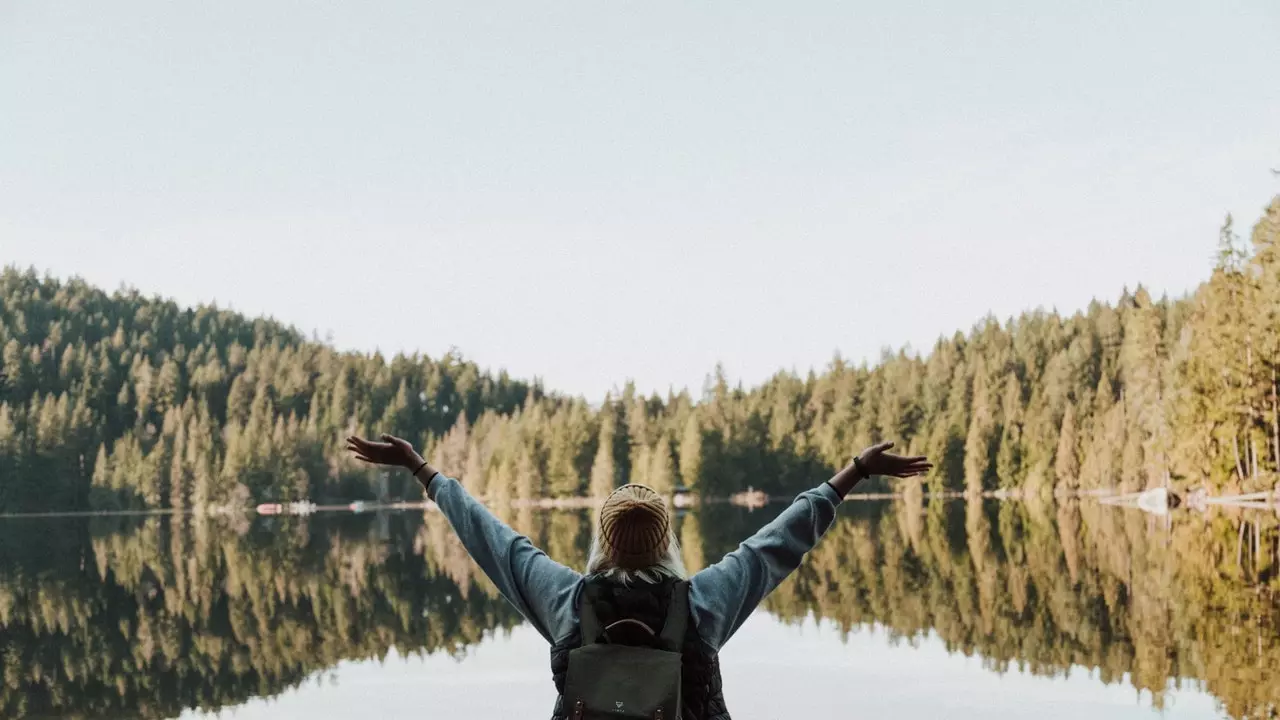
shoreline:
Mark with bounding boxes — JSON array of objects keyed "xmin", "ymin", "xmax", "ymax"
[{"xmin": 4, "ymin": 485, "xmax": 1277, "ymax": 519}]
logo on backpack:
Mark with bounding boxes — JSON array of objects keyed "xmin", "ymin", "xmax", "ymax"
[{"xmin": 615, "ymin": 701, "xmax": 624, "ymax": 710}]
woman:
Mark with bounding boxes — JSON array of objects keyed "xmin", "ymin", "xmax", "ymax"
[{"xmin": 346, "ymin": 433, "xmax": 930, "ymax": 719}]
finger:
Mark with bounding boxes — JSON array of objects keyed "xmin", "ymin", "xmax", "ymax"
[
  {"xmin": 354, "ymin": 455, "xmax": 374, "ymax": 463},
  {"xmin": 897, "ymin": 457, "xmax": 931, "ymax": 466},
  {"xmin": 886, "ymin": 461, "xmax": 929, "ymax": 473},
  {"xmin": 902, "ymin": 464, "xmax": 933, "ymax": 474},
  {"xmin": 867, "ymin": 441, "xmax": 894, "ymax": 455}
]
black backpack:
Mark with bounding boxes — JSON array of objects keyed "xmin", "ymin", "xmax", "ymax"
[{"xmin": 562, "ymin": 579, "xmax": 690, "ymax": 720}]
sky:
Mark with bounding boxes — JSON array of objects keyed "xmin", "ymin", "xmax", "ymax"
[{"xmin": 3, "ymin": 1, "xmax": 1279, "ymax": 401}]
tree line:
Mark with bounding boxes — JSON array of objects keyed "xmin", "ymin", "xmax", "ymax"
[{"xmin": 1, "ymin": 196, "xmax": 1278, "ymax": 513}]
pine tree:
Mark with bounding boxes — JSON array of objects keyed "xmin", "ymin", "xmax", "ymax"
[
  {"xmin": 964, "ymin": 357, "xmax": 998, "ymax": 494},
  {"xmin": 462, "ymin": 442, "xmax": 487, "ymax": 496},
  {"xmin": 678, "ymin": 414, "xmax": 703, "ymax": 491},
  {"xmin": 647, "ymin": 439, "xmax": 676, "ymax": 495},
  {"xmin": 995, "ymin": 373, "xmax": 1025, "ymax": 489},
  {"xmin": 1054, "ymin": 402, "xmax": 1080, "ymax": 493},
  {"xmin": 515, "ymin": 444, "xmax": 542, "ymax": 503},
  {"xmin": 589, "ymin": 413, "xmax": 617, "ymax": 497},
  {"xmin": 1119, "ymin": 287, "xmax": 1166, "ymax": 490},
  {"xmin": 1247, "ymin": 199, "xmax": 1280, "ymax": 474}
]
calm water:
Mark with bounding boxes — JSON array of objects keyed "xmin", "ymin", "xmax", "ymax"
[{"xmin": 2, "ymin": 498, "xmax": 1276, "ymax": 719}]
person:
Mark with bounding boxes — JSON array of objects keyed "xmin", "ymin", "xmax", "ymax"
[{"xmin": 346, "ymin": 433, "xmax": 930, "ymax": 719}]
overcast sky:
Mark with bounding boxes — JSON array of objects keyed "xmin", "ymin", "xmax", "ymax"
[{"xmin": 3, "ymin": 1, "xmax": 1279, "ymax": 400}]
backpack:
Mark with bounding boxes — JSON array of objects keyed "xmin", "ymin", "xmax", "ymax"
[{"xmin": 562, "ymin": 579, "xmax": 690, "ymax": 720}]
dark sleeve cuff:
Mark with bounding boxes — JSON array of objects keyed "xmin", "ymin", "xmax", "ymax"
[
  {"xmin": 822, "ymin": 480, "xmax": 846, "ymax": 502},
  {"xmin": 417, "ymin": 469, "xmax": 442, "ymax": 498}
]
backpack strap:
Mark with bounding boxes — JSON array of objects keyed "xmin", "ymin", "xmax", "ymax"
[
  {"xmin": 579, "ymin": 583, "xmax": 603, "ymax": 645},
  {"xmin": 658, "ymin": 580, "xmax": 690, "ymax": 651}
]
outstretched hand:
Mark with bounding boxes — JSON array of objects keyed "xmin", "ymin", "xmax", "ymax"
[
  {"xmin": 345, "ymin": 434, "xmax": 424, "ymax": 471},
  {"xmin": 829, "ymin": 440, "xmax": 932, "ymax": 497},
  {"xmin": 857, "ymin": 441, "xmax": 931, "ymax": 479}
]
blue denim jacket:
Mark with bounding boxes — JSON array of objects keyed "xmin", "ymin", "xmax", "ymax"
[{"xmin": 424, "ymin": 474, "xmax": 842, "ymax": 652}]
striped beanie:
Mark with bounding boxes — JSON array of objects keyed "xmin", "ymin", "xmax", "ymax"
[{"xmin": 597, "ymin": 484, "xmax": 671, "ymax": 569}]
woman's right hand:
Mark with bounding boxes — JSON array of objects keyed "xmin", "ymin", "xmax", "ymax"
[
  {"xmin": 856, "ymin": 441, "xmax": 931, "ymax": 479},
  {"xmin": 345, "ymin": 434, "xmax": 426, "ymax": 471},
  {"xmin": 828, "ymin": 440, "xmax": 932, "ymax": 497}
]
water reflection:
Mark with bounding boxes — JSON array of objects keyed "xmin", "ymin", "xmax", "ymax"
[
  {"xmin": 181, "ymin": 619, "xmax": 1227, "ymax": 720},
  {"xmin": 1, "ymin": 499, "xmax": 1275, "ymax": 719}
]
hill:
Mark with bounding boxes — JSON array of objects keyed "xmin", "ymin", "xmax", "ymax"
[{"xmin": 1, "ymin": 196, "xmax": 1277, "ymax": 512}]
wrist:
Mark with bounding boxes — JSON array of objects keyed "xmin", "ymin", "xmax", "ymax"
[
  {"xmin": 853, "ymin": 455, "xmax": 869, "ymax": 481},
  {"xmin": 405, "ymin": 452, "xmax": 427, "ymax": 472},
  {"xmin": 828, "ymin": 461, "xmax": 860, "ymax": 498},
  {"xmin": 407, "ymin": 454, "xmax": 439, "ymax": 484}
]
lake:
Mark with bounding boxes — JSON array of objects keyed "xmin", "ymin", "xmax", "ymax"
[{"xmin": 2, "ymin": 497, "xmax": 1275, "ymax": 719}]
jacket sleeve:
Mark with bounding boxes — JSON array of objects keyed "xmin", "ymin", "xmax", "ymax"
[
  {"xmin": 425, "ymin": 473, "xmax": 583, "ymax": 644},
  {"xmin": 687, "ymin": 482, "xmax": 842, "ymax": 651}
]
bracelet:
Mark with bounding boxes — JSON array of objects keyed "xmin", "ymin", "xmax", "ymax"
[
  {"xmin": 410, "ymin": 459, "xmax": 429, "ymax": 476},
  {"xmin": 853, "ymin": 456, "xmax": 868, "ymax": 480}
]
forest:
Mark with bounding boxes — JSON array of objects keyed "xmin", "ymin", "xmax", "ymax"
[
  {"xmin": 0, "ymin": 196, "xmax": 1278, "ymax": 513},
  {"xmin": 0, "ymin": 498, "xmax": 1274, "ymax": 718}
]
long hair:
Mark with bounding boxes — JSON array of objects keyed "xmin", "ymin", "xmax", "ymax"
[{"xmin": 585, "ymin": 525, "xmax": 688, "ymax": 585}]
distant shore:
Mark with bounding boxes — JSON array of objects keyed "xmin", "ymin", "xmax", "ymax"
[{"xmin": 6, "ymin": 484, "xmax": 1278, "ymax": 520}]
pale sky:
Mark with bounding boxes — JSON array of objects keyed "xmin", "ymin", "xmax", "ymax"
[{"xmin": 3, "ymin": 1, "xmax": 1279, "ymax": 401}]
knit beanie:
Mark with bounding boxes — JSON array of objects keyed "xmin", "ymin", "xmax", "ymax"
[{"xmin": 597, "ymin": 484, "xmax": 671, "ymax": 570}]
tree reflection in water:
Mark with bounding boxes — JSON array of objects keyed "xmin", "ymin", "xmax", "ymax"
[{"xmin": 0, "ymin": 498, "xmax": 1275, "ymax": 719}]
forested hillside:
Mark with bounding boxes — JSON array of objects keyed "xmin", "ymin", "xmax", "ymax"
[{"xmin": 1, "ymin": 197, "xmax": 1277, "ymax": 512}]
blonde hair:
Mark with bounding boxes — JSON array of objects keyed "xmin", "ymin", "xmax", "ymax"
[{"xmin": 586, "ymin": 525, "xmax": 688, "ymax": 585}]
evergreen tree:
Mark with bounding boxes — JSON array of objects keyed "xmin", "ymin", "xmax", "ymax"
[
  {"xmin": 678, "ymin": 414, "xmax": 704, "ymax": 491},
  {"xmin": 964, "ymin": 357, "xmax": 999, "ymax": 494},
  {"xmin": 647, "ymin": 439, "xmax": 676, "ymax": 495},
  {"xmin": 1054, "ymin": 402, "xmax": 1080, "ymax": 492},
  {"xmin": 588, "ymin": 412, "xmax": 618, "ymax": 497}
]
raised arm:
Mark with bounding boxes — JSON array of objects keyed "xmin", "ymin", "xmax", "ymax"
[
  {"xmin": 346, "ymin": 435, "xmax": 582, "ymax": 644},
  {"xmin": 687, "ymin": 442, "xmax": 930, "ymax": 651}
]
